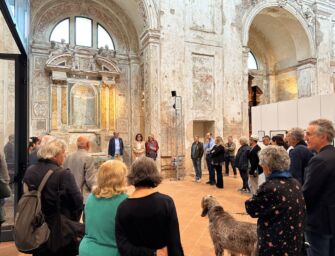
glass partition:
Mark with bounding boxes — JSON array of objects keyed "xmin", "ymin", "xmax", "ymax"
[
  {"xmin": 4, "ymin": 0, "xmax": 29, "ymax": 53},
  {"xmin": 0, "ymin": 1, "xmax": 28, "ymax": 242},
  {"xmin": 0, "ymin": 58, "xmax": 16, "ymax": 230}
]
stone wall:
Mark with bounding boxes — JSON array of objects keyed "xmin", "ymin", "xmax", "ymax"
[{"xmin": 26, "ymin": 0, "xmax": 335, "ymax": 174}]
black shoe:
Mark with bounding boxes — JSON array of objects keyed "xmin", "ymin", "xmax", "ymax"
[
  {"xmin": 206, "ymin": 181, "xmax": 211, "ymax": 184},
  {"xmin": 210, "ymin": 183, "xmax": 216, "ymax": 186}
]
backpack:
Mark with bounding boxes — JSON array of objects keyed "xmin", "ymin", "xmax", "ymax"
[{"xmin": 14, "ymin": 169, "xmax": 54, "ymax": 253}]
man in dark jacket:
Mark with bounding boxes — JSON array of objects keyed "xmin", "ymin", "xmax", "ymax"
[
  {"xmin": 303, "ymin": 119, "xmax": 335, "ymax": 256},
  {"xmin": 191, "ymin": 136, "xmax": 204, "ymax": 182},
  {"xmin": 248, "ymin": 134, "xmax": 263, "ymax": 195},
  {"xmin": 108, "ymin": 132, "xmax": 124, "ymax": 161},
  {"xmin": 287, "ymin": 128, "xmax": 313, "ymax": 185}
]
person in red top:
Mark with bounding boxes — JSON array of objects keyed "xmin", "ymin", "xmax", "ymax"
[{"xmin": 145, "ymin": 134, "xmax": 159, "ymax": 160}]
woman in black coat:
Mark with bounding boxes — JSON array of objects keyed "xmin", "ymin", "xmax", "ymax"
[
  {"xmin": 24, "ymin": 139, "xmax": 83, "ymax": 256},
  {"xmin": 245, "ymin": 146, "xmax": 306, "ymax": 256},
  {"xmin": 210, "ymin": 136, "xmax": 225, "ymax": 188}
]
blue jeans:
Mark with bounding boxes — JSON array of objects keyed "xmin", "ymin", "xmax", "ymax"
[
  {"xmin": 305, "ymin": 230, "xmax": 335, "ymax": 256},
  {"xmin": 192, "ymin": 158, "xmax": 202, "ymax": 179},
  {"xmin": 206, "ymin": 157, "xmax": 215, "ymax": 184}
]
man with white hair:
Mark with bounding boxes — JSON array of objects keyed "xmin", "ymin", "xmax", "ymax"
[
  {"xmin": 64, "ymin": 136, "xmax": 96, "ymax": 202},
  {"xmin": 287, "ymin": 127, "xmax": 313, "ymax": 185},
  {"xmin": 303, "ymin": 119, "xmax": 335, "ymax": 256},
  {"xmin": 248, "ymin": 134, "xmax": 263, "ymax": 195}
]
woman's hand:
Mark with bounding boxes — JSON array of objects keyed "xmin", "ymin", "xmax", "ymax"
[{"xmin": 156, "ymin": 246, "xmax": 168, "ymax": 256}]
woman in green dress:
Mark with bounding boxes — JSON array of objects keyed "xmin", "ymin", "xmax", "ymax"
[{"xmin": 79, "ymin": 160, "xmax": 128, "ymax": 256}]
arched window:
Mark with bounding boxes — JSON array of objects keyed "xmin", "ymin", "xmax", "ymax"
[
  {"xmin": 248, "ymin": 52, "xmax": 258, "ymax": 70},
  {"xmin": 50, "ymin": 18, "xmax": 70, "ymax": 43},
  {"xmin": 49, "ymin": 17, "xmax": 115, "ymax": 50},
  {"xmin": 98, "ymin": 24, "xmax": 114, "ymax": 50},
  {"xmin": 75, "ymin": 17, "xmax": 92, "ymax": 47}
]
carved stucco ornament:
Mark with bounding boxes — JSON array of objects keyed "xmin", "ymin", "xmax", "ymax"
[{"xmin": 45, "ymin": 42, "xmax": 121, "ymax": 82}]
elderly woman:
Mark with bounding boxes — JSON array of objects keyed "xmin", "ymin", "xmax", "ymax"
[
  {"xmin": 24, "ymin": 139, "xmax": 83, "ymax": 256},
  {"xmin": 79, "ymin": 160, "xmax": 128, "ymax": 256},
  {"xmin": 116, "ymin": 156, "xmax": 184, "ymax": 256},
  {"xmin": 245, "ymin": 146, "xmax": 306, "ymax": 256},
  {"xmin": 234, "ymin": 136, "xmax": 251, "ymax": 193},
  {"xmin": 145, "ymin": 134, "xmax": 159, "ymax": 160},
  {"xmin": 209, "ymin": 136, "xmax": 225, "ymax": 189}
]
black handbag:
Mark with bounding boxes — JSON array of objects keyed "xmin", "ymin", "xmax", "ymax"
[{"xmin": 47, "ymin": 171, "xmax": 84, "ymax": 254}]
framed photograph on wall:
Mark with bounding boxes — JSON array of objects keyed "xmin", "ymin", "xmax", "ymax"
[
  {"xmin": 270, "ymin": 130, "xmax": 287, "ymax": 138},
  {"xmin": 257, "ymin": 130, "xmax": 265, "ymax": 141}
]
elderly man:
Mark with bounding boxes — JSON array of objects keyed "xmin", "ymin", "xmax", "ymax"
[
  {"xmin": 224, "ymin": 136, "xmax": 237, "ymax": 177},
  {"xmin": 262, "ymin": 135, "xmax": 271, "ymax": 146},
  {"xmin": 191, "ymin": 135, "xmax": 204, "ymax": 182},
  {"xmin": 287, "ymin": 128, "xmax": 313, "ymax": 185},
  {"xmin": 108, "ymin": 131, "xmax": 124, "ymax": 161},
  {"xmin": 64, "ymin": 136, "xmax": 96, "ymax": 202},
  {"xmin": 303, "ymin": 119, "xmax": 335, "ymax": 256},
  {"xmin": 248, "ymin": 134, "xmax": 263, "ymax": 195},
  {"xmin": 204, "ymin": 132, "xmax": 215, "ymax": 185}
]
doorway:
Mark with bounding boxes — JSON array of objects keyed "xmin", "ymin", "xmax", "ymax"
[{"xmin": 192, "ymin": 121, "xmax": 215, "ymax": 173}]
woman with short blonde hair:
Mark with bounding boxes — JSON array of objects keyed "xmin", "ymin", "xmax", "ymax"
[
  {"xmin": 93, "ymin": 160, "xmax": 127, "ymax": 198},
  {"xmin": 79, "ymin": 160, "xmax": 128, "ymax": 256}
]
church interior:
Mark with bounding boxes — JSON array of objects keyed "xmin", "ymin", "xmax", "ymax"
[{"xmin": 1, "ymin": 0, "xmax": 335, "ymax": 255}]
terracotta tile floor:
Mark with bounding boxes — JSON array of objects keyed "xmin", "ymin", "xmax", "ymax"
[{"xmin": 0, "ymin": 173, "xmax": 256, "ymax": 256}]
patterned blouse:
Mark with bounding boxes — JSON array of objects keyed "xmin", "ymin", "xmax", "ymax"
[{"xmin": 245, "ymin": 171, "xmax": 306, "ymax": 256}]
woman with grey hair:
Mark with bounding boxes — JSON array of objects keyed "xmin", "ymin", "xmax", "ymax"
[
  {"xmin": 24, "ymin": 139, "xmax": 83, "ymax": 256},
  {"xmin": 234, "ymin": 136, "xmax": 251, "ymax": 193},
  {"xmin": 245, "ymin": 146, "xmax": 306, "ymax": 256},
  {"xmin": 116, "ymin": 156, "xmax": 184, "ymax": 256}
]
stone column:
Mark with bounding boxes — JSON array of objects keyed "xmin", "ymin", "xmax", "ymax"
[
  {"xmin": 297, "ymin": 58, "xmax": 317, "ymax": 98},
  {"xmin": 51, "ymin": 84, "xmax": 58, "ymax": 130},
  {"xmin": 100, "ymin": 83, "xmax": 108, "ymax": 130},
  {"xmin": 61, "ymin": 85, "xmax": 68, "ymax": 125},
  {"xmin": 140, "ymin": 29, "xmax": 161, "ymax": 167},
  {"xmin": 129, "ymin": 55, "xmax": 142, "ymax": 161},
  {"xmin": 314, "ymin": 4, "xmax": 333, "ymax": 95}
]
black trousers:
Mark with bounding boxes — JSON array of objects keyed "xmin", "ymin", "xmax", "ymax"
[
  {"xmin": 239, "ymin": 169, "xmax": 249, "ymax": 190},
  {"xmin": 213, "ymin": 164, "xmax": 224, "ymax": 188}
]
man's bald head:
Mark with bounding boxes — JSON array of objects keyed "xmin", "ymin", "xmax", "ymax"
[{"xmin": 77, "ymin": 136, "xmax": 90, "ymax": 150}]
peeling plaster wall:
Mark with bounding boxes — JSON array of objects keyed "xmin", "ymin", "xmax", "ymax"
[{"xmin": 24, "ymin": 0, "xmax": 335, "ymax": 175}]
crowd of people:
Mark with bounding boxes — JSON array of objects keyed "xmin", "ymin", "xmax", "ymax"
[
  {"xmin": 191, "ymin": 118, "xmax": 335, "ymax": 256},
  {"xmin": 0, "ymin": 118, "xmax": 334, "ymax": 255}
]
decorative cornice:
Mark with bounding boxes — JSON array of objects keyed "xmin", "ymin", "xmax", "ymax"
[
  {"xmin": 312, "ymin": 1, "xmax": 335, "ymax": 17},
  {"xmin": 140, "ymin": 29, "xmax": 160, "ymax": 49}
]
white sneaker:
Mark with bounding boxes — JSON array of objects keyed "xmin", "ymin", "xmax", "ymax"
[{"xmin": 196, "ymin": 178, "xmax": 201, "ymax": 183}]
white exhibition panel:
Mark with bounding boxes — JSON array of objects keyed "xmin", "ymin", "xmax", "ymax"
[
  {"xmin": 297, "ymin": 96, "xmax": 321, "ymax": 128},
  {"xmin": 251, "ymin": 94, "xmax": 335, "ymax": 135},
  {"xmin": 251, "ymin": 106, "xmax": 262, "ymax": 133},
  {"xmin": 278, "ymin": 99, "xmax": 298, "ymax": 130},
  {"xmin": 260, "ymin": 103, "xmax": 278, "ymax": 135},
  {"xmin": 320, "ymin": 94, "xmax": 335, "ymax": 123}
]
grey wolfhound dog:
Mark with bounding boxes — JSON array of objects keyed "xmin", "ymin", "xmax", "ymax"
[{"xmin": 201, "ymin": 195, "xmax": 257, "ymax": 256}]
